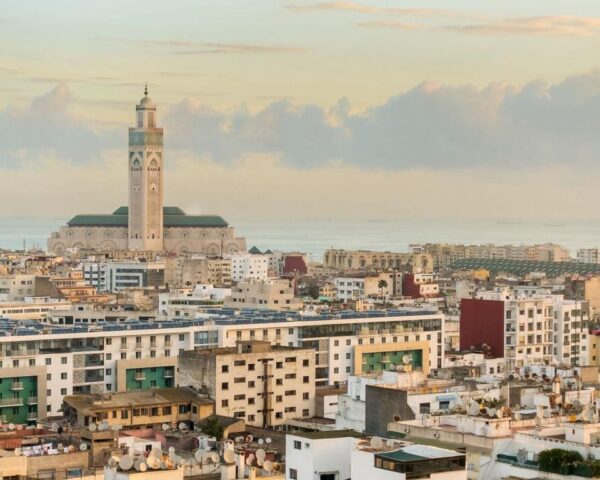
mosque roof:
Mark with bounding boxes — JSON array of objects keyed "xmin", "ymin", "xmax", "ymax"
[{"xmin": 67, "ymin": 206, "xmax": 228, "ymax": 228}]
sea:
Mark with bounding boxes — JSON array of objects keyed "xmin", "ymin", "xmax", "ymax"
[{"xmin": 2, "ymin": 217, "xmax": 600, "ymax": 262}]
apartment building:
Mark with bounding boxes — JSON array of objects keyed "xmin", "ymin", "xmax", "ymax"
[
  {"xmin": 335, "ymin": 273, "xmax": 403, "ymax": 301},
  {"xmin": 0, "ymin": 306, "xmax": 443, "ymax": 424},
  {"xmin": 81, "ymin": 261, "xmax": 165, "ymax": 292},
  {"xmin": 460, "ymin": 289, "xmax": 589, "ymax": 369},
  {"xmin": 577, "ymin": 248, "xmax": 600, "ymax": 264},
  {"xmin": 0, "ymin": 274, "xmax": 37, "ymax": 301},
  {"xmin": 0, "ymin": 297, "xmax": 71, "ymax": 320},
  {"xmin": 62, "ymin": 387, "xmax": 214, "ymax": 428},
  {"xmin": 224, "ymin": 279, "xmax": 301, "ymax": 310},
  {"xmin": 227, "ymin": 252, "xmax": 269, "ymax": 283},
  {"xmin": 179, "ymin": 341, "xmax": 315, "ymax": 427},
  {"xmin": 158, "ymin": 285, "xmax": 232, "ymax": 318}
]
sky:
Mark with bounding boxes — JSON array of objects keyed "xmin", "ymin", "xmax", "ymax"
[{"xmin": 2, "ymin": 0, "xmax": 600, "ymax": 222}]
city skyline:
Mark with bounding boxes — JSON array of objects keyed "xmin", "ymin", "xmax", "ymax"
[{"xmin": 2, "ymin": 0, "xmax": 600, "ymax": 221}]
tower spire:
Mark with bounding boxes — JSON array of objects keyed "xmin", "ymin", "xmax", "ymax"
[{"xmin": 144, "ymin": 83, "xmax": 148, "ymax": 97}]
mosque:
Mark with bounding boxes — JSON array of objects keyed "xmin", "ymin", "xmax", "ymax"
[{"xmin": 48, "ymin": 87, "xmax": 246, "ymax": 255}]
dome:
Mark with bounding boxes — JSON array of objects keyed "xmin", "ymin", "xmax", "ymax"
[{"xmin": 139, "ymin": 95, "xmax": 153, "ymax": 106}]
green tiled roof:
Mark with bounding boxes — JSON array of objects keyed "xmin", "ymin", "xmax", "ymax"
[
  {"xmin": 67, "ymin": 206, "xmax": 228, "ymax": 228},
  {"xmin": 449, "ymin": 258, "xmax": 600, "ymax": 276},
  {"xmin": 377, "ymin": 451, "xmax": 428, "ymax": 462}
]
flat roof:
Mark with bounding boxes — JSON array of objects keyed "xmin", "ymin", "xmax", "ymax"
[
  {"xmin": 450, "ymin": 258, "xmax": 600, "ymax": 276},
  {"xmin": 290, "ymin": 429, "xmax": 361, "ymax": 440},
  {"xmin": 64, "ymin": 387, "xmax": 213, "ymax": 414}
]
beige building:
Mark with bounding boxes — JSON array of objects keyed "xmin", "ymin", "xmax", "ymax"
[
  {"xmin": 62, "ymin": 387, "xmax": 214, "ymax": 429},
  {"xmin": 178, "ymin": 341, "xmax": 315, "ymax": 427},
  {"xmin": 565, "ymin": 275, "xmax": 600, "ymax": 319},
  {"xmin": 224, "ymin": 278, "xmax": 302, "ymax": 310},
  {"xmin": 48, "ymin": 88, "xmax": 245, "ymax": 255},
  {"xmin": 324, "ymin": 249, "xmax": 433, "ymax": 273}
]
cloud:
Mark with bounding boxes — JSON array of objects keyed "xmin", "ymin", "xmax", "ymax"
[
  {"xmin": 0, "ymin": 84, "xmax": 120, "ymax": 167},
  {"xmin": 358, "ymin": 20, "xmax": 425, "ymax": 31},
  {"xmin": 4, "ymin": 71, "xmax": 600, "ymax": 174},
  {"xmin": 287, "ymin": 1, "xmax": 483, "ymax": 20},
  {"xmin": 443, "ymin": 16, "xmax": 600, "ymax": 37},
  {"xmin": 159, "ymin": 71, "xmax": 600, "ymax": 170},
  {"xmin": 97, "ymin": 37, "xmax": 308, "ymax": 54}
]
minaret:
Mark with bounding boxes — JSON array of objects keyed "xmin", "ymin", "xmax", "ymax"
[{"xmin": 128, "ymin": 84, "xmax": 164, "ymax": 251}]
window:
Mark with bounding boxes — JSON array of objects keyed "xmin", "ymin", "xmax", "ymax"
[
  {"xmin": 248, "ymin": 381, "xmax": 255, "ymax": 388},
  {"xmin": 303, "ymin": 409, "xmax": 310, "ymax": 417},
  {"xmin": 162, "ymin": 406, "xmax": 171, "ymax": 415},
  {"xmin": 303, "ymin": 392, "xmax": 309, "ymax": 400},
  {"xmin": 61, "ymin": 388, "xmax": 67, "ymax": 395},
  {"xmin": 165, "ymin": 350, "xmax": 170, "ymax": 357},
  {"xmin": 289, "ymin": 468, "xmax": 298, "ymax": 479},
  {"xmin": 106, "ymin": 384, "xmax": 112, "ymax": 391},
  {"xmin": 61, "ymin": 357, "xmax": 67, "ymax": 364},
  {"xmin": 179, "ymin": 334, "xmax": 185, "ymax": 341},
  {"xmin": 29, "ymin": 359, "xmax": 35, "ymax": 366},
  {"xmin": 222, "ymin": 365, "xmax": 229, "ymax": 373},
  {"xmin": 121, "ymin": 353, "xmax": 126, "ymax": 360},
  {"xmin": 234, "ymin": 394, "xmax": 245, "ymax": 401},
  {"xmin": 106, "ymin": 353, "xmax": 112, "ymax": 361},
  {"xmin": 45, "ymin": 358, "xmax": 52, "ymax": 366},
  {"xmin": 47, "ymin": 374, "xmax": 51, "ymax": 381},
  {"xmin": 248, "ymin": 363, "xmax": 255, "ymax": 371},
  {"xmin": 276, "ymin": 362, "xmax": 283, "ymax": 369},
  {"xmin": 61, "ymin": 373, "xmax": 67, "ymax": 380},
  {"xmin": 303, "ymin": 376, "xmax": 309, "ymax": 383},
  {"xmin": 222, "ymin": 382, "xmax": 229, "ymax": 391},
  {"xmin": 135, "ymin": 352, "xmax": 141, "ymax": 359},
  {"xmin": 106, "ymin": 338, "xmax": 112, "ymax": 345},
  {"xmin": 121, "ymin": 410, "xmax": 129, "ymax": 419},
  {"xmin": 234, "ymin": 377, "xmax": 245, "ymax": 383},
  {"xmin": 303, "ymin": 359, "xmax": 310, "ymax": 367},
  {"xmin": 293, "ymin": 440, "xmax": 302, "ymax": 450}
]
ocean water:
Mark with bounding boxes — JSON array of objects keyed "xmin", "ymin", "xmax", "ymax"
[{"xmin": 2, "ymin": 217, "xmax": 600, "ymax": 262}]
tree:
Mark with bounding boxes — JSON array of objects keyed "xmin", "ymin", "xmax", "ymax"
[
  {"xmin": 202, "ymin": 417, "xmax": 224, "ymax": 441},
  {"xmin": 377, "ymin": 279, "xmax": 388, "ymax": 300}
]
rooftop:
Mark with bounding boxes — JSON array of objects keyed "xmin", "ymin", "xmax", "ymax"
[
  {"xmin": 450, "ymin": 258, "xmax": 600, "ymax": 276},
  {"xmin": 289, "ymin": 429, "xmax": 361, "ymax": 440},
  {"xmin": 67, "ymin": 206, "xmax": 228, "ymax": 228},
  {"xmin": 63, "ymin": 387, "xmax": 213, "ymax": 414}
]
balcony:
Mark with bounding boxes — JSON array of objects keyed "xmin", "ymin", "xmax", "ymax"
[
  {"xmin": 11, "ymin": 382, "xmax": 24, "ymax": 391},
  {"xmin": 163, "ymin": 371, "xmax": 174, "ymax": 379},
  {"xmin": 120, "ymin": 344, "xmax": 128, "ymax": 351},
  {"xmin": 0, "ymin": 397, "xmax": 24, "ymax": 407},
  {"xmin": 27, "ymin": 396, "xmax": 38, "ymax": 405},
  {"xmin": 134, "ymin": 373, "xmax": 146, "ymax": 381},
  {"xmin": 27, "ymin": 412, "xmax": 38, "ymax": 421}
]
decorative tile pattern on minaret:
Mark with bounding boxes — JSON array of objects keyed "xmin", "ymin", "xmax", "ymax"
[{"xmin": 128, "ymin": 85, "xmax": 164, "ymax": 251}]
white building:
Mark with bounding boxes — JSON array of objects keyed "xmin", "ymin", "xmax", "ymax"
[
  {"xmin": 82, "ymin": 261, "xmax": 165, "ymax": 292},
  {"xmin": 224, "ymin": 279, "xmax": 301, "ymax": 310},
  {"xmin": 577, "ymin": 248, "xmax": 600, "ymax": 264},
  {"xmin": 286, "ymin": 431, "xmax": 466, "ymax": 480},
  {"xmin": 227, "ymin": 253, "xmax": 269, "ymax": 283},
  {"xmin": 158, "ymin": 284, "xmax": 231, "ymax": 318}
]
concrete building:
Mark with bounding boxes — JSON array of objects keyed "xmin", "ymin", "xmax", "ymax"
[
  {"xmin": 577, "ymin": 248, "xmax": 600, "ymax": 264},
  {"xmin": 158, "ymin": 284, "xmax": 231, "ymax": 318},
  {"xmin": 224, "ymin": 279, "xmax": 301, "ymax": 310},
  {"xmin": 285, "ymin": 431, "xmax": 466, "ymax": 480},
  {"xmin": 227, "ymin": 252, "xmax": 269, "ymax": 283},
  {"xmin": 0, "ymin": 297, "xmax": 71, "ymax": 320},
  {"xmin": 179, "ymin": 341, "xmax": 315, "ymax": 427},
  {"xmin": 81, "ymin": 261, "xmax": 165, "ymax": 292},
  {"xmin": 334, "ymin": 272, "xmax": 403, "ymax": 301},
  {"xmin": 460, "ymin": 289, "xmax": 589, "ymax": 368},
  {"xmin": 324, "ymin": 249, "xmax": 433, "ymax": 273},
  {"xmin": 62, "ymin": 387, "xmax": 214, "ymax": 429},
  {"xmin": 0, "ymin": 274, "xmax": 37, "ymax": 301},
  {"xmin": 565, "ymin": 274, "xmax": 600, "ymax": 319},
  {"xmin": 48, "ymin": 88, "xmax": 246, "ymax": 255}
]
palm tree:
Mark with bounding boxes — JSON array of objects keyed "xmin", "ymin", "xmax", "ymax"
[{"xmin": 377, "ymin": 279, "xmax": 388, "ymax": 300}]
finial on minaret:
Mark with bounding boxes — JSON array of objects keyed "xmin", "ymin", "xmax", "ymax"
[{"xmin": 144, "ymin": 83, "xmax": 148, "ymax": 97}]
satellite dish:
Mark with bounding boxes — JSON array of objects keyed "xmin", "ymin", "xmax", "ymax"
[
  {"xmin": 496, "ymin": 409, "xmax": 504, "ymax": 419},
  {"xmin": 210, "ymin": 452, "xmax": 220, "ymax": 464},
  {"xmin": 245, "ymin": 434, "xmax": 254, "ymax": 443},
  {"xmin": 162, "ymin": 423, "xmax": 170, "ymax": 431},
  {"xmin": 88, "ymin": 423, "xmax": 97, "ymax": 432},
  {"xmin": 194, "ymin": 449, "xmax": 205, "ymax": 462},
  {"xmin": 147, "ymin": 456, "xmax": 161, "ymax": 469},
  {"xmin": 272, "ymin": 462, "xmax": 281, "ymax": 472},
  {"xmin": 402, "ymin": 354, "xmax": 411, "ymax": 364},
  {"xmin": 223, "ymin": 450, "xmax": 235, "ymax": 464},
  {"xmin": 119, "ymin": 454, "xmax": 133, "ymax": 470},
  {"xmin": 101, "ymin": 420, "xmax": 110, "ymax": 431},
  {"xmin": 178, "ymin": 422, "xmax": 187, "ymax": 430},
  {"xmin": 150, "ymin": 447, "xmax": 162, "ymax": 458},
  {"xmin": 165, "ymin": 457, "xmax": 175, "ymax": 469},
  {"xmin": 514, "ymin": 412, "xmax": 522, "ymax": 421},
  {"xmin": 258, "ymin": 438, "xmax": 264, "ymax": 445},
  {"xmin": 246, "ymin": 456, "xmax": 254, "ymax": 466},
  {"xmin": 386, "ymin": 439, "xmax": 395, "ymax": 447},
  {"xmin": 14, "ymin": 448, "xmax": 21, "ymax": 456},
  {"xmin": 235, "ymin": 436, "xmax": 244, "ymax": 443},
  {"xmin": 168, "ymin": 446, "xmax": 175, "ymax": 455},
  {"xmin": 370, "ymin": 436, "xmax": 384, "ymax": 449},
  {"xmin": 263, "ymin": 460, "xmax": 273, "ymax": 472},
  {"xmin": 79, "ymin": 443, "xmax": 88, "ymax": 451},
  {"xmin": 9, "ymin": 423, "xmax": 16, "ymax": 430},
  {"xmin": 265, "ymin": 437, "xmax": 272, "ymax": 444},
  {"xmin": 138, "ymin": 462, "xmax": 147, "ymax": 472},
  {"xmin": 107, "ymin": 457, "xmax": 118, "ymax": 468},
  {"xmin": 256, "ymin": 448, "xmax": 266, "ymax": 461}
]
